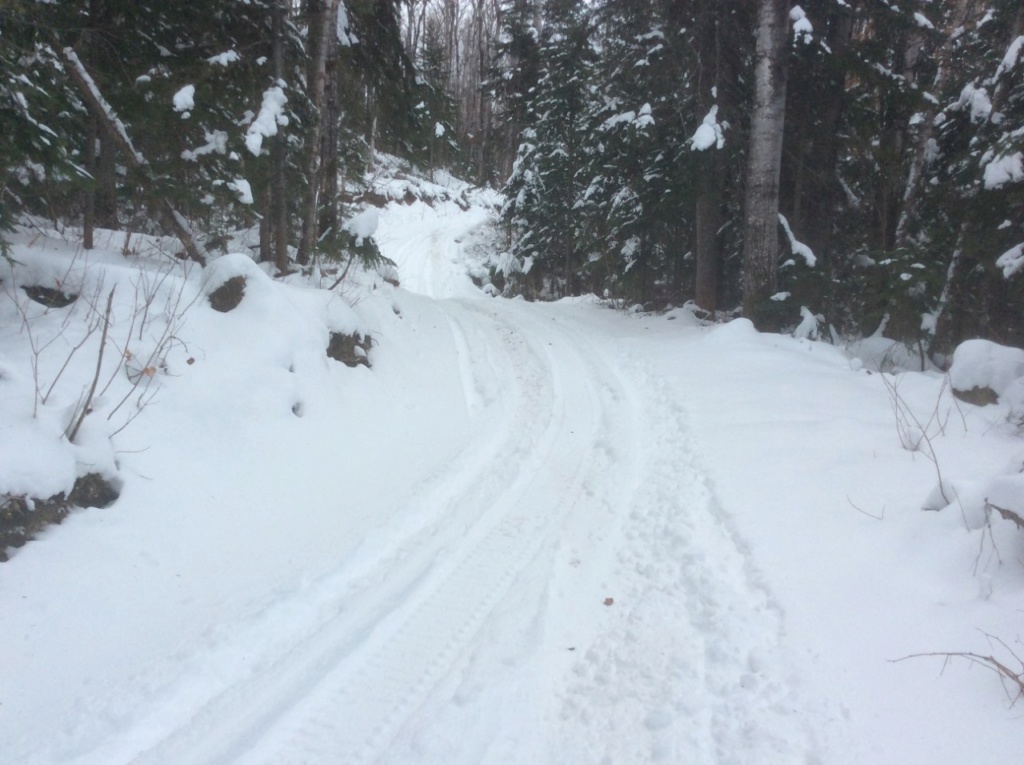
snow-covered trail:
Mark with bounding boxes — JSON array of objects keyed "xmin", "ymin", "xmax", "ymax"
[
  {"xmin": 0, "ymin": 202, "xmax": 812, "ymax": 765},
  {"xmin": 376, "ymin": 200, "xmax": 490, "ymax": 300},
  {"xmin": 3, "ymin": 195, "xmax": 1021, "ymax": 765},
  {"xmin": 71, "ymin": 305, "xmax": 807, "ymax": 762},
  {"xmin": 243, "ymin": 200, "xmax": 811, "ymax": 763}
]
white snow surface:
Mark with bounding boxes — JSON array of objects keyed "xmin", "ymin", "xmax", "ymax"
[{"xmin": 1, "ymin": 187, "xmax": 1023, "ymax": 765}]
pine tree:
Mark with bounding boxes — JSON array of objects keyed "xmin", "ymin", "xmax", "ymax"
[
  {"xmin": 0, "ymin": 2, "xmax": 86, "ymax": 253},
  {"xmin": 502, "ymin": 0, "xmax": 594, "ymax": 297},
  {"xmin": 490, "ymin": 0, "xmax": 542, "ymax": 181}
]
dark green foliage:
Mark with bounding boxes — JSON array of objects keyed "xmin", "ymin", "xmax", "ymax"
[
  {"xmin": 0, "ymin": 3, "xmax": 88, "ymax": 246},
  {"xmin": 502, "ymin": 0, "xmax": 595, "ymax": 297},
  {"xmin": 494, "ymin": 0, "xmax": 1024, "ymax": 351},
  {"xmin": 0, "ymin": 0, "xmax": 416, "ymax": 273}
]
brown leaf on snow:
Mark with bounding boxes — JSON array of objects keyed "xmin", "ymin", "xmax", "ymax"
[{"xmin": 603, "ymin": 597, "xmax": 614, "ymax": 606}]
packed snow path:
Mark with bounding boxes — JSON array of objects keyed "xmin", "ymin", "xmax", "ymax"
[
  {"xmin": 120, "ymin": 298, "xmax": 804, "ymax": 765},
  {"xmin": 77, "ymin": 304, "xmax": 802, "ymax": 760}
]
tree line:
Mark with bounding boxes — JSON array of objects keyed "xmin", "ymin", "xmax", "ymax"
[
  {"xmin": 2, "ymin": 0, "xmax": 433, "ymax": 272},
  {"xmin": 3, "ymin": 0, "xmax": 1024, "ymax": 356},
  {"xmin": 480, "ymin": 0, "xmax": 1023, "ymax": 356}
]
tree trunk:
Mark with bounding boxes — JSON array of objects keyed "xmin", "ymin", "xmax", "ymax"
[
  {"xmin": 297, "ymin": 0, "xmax": 341, "ymax": 265},
  {"xmin": 259, "ymin": 185, "xmax": 272, "ymax": 263},
  {"xmin": 321, "ymin": 33, "xmax": 341, "ymax": 244},
  {"xmin": 741, "ymin": 0, "xmax": 790, "ymax": 328},
  {"xmin": 694, "ymin": 183, "xmax": 720, "ymax": 312},
  {"xmin": 693, "ymin": 0, "xmax": 722, "ymax": 312},
  {"xmin": 95, "ymin": 129, "xmax": 118, "ymax": 228},
  {"xmin": 83, "ymin": 115, "xmax": 97, "ymax": 250},
  {"xmin": 271, "ymin": 0, "xmax": 291, "ymax": 273}
]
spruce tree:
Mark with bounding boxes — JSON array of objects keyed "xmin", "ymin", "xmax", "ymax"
[{"xmin": 502, "ymin": 0, "xmax": 594, "ymax": 297}]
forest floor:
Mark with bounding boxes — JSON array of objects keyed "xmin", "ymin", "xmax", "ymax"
[{"xmin": 1, "ymin": 173, "xmax": 1022, "ymax": 764}]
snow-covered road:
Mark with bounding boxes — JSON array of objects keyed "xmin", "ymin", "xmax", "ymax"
[
  {"xmin": 111, "ymin": 206, "xmax": 811, "ymax": 763},
  {"xmin": 2, "ymin": 194, "xmax": 1021, "ymax": 765}
]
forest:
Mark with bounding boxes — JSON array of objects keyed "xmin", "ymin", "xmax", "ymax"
[{"xmin": 2, "ymin": 0, "xmax": 1024, "ymax": 359}]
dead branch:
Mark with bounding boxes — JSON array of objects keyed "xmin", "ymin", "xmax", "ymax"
[
  {"xmin": 893, "ymin": 633, "xmax": 1024, "ymax": 708},
  {"xmin": 987, "ymin": 501, "xmax": 1024, "ymax": 532},
  {"xmin": 847, "ymin": 495, "xmax": 885, "ymax": 521}
]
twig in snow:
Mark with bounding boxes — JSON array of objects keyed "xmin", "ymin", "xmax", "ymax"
[
  {"xmin": 847, "ymin": 496, "xmax": 885, "ymax": 521},
  {"xmin": 893, "ymin": 633, "xmax": 1024, "ymax": 708}
]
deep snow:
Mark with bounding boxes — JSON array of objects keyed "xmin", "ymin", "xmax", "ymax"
[{"xmin": 1, "ymin": 181, "xmax": 1022, "ymax": 764}]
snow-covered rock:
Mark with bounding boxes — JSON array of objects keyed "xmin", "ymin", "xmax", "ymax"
[{"xmin": 948, "ymin": 338, "xmax": 1024, "ymax": 405}]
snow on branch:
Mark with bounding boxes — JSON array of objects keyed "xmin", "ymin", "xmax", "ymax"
[
  {"xmin": 337, "ymin": 3, "xmax": 356, "ymax": 46},
  {"xmin": 62, "ymin": 47, "xmax": 146, "ymax": 166},
  {"xmin": 778, "ymin": 213, "xmax": 816, "ymax": 267},
  {"xmin": 996, "ymin": 243, "xmax": 1024, "ymax": 279},
  {"xmin": 790, "ymin": 6, "xmax": 813, "ymax": 44},
  {"xmin": 995, "ymin": 35, "xmax": 1024, "ymax": 80},
  {"xmin": 690, "ymin": 105, "xmax": 725, "ymax": 151},
  {"xmin": 913, "ymin": 12, "xmax": 935, "ymax": 30},
  {"xmin": 983, "ymin": 152, "xmax": 1024, "ymax": 190},
  {"xmin": 245, "ymin": 86, "xmax": 289, "ymax": 156}
]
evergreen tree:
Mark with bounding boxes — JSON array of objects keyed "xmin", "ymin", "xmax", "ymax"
[
  {"xmin": 490, "ymin": 0, "xmax": 542, "ymax": 181},
  {"xmin": 0, "ymin": 2, "xmax": 86, "ymax": 252},
  {"xmin": 502, "ymin": 0, "xmax": 595, "ymax": 297},
  {"xmin": 582, "ymin": 0, "xmax": 668, "ymax": 303},
  {"xmin": 928, "ymin": 1, "xmax": 1024, "ymax": 351}
]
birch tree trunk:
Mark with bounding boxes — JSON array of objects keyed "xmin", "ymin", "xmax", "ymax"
[
  {"xmin": 270, "ymin": 0, "xmax": 291, "ymax": 273},
  {"xmin": 741, "ymin": 0, "xmax": 790, "ymax": 328},
  {"xmin": 297, "ymin": 0, "xmax": 341, "ymax": 265}
]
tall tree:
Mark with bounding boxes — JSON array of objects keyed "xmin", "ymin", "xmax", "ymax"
[
  {"xmin": 502, "ymin": 0, "xmax": 594, "ymax": 296},
  {"xmin": 741, "ymin": 0, "xmax": 791, "ymax": 327}
]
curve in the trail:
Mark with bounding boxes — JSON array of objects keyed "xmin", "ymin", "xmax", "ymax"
[
  {"xmin": 94, "ymin": 295, "xmax": 644, "ymax": 765},
  {"xmin": 231, "ymin": 302, "xmax": 621, "ymax": 765},
  {"xmin": 376, "ymin": 201, "xmax": 489, "ymax": 300},
  {"xmin": 74, "ymin": 205, "xmax": 815, "ymax": 765}
]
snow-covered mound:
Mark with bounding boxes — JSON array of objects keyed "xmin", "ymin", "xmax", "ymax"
[{"xmin": 949, "ymin": 337, "xmax": 1024, "ymax": 406}]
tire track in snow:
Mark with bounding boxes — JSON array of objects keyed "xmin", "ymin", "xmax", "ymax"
[
  {"xmin": 550, "ymin": 345, "xmax": 816, "ymax": 764},
  {"xmin": 235, "ymin": 302, "xmax": 613, "ymax": 765},
  {"xmin": 107, "ymin": 298, "xmax": 619, "ymax": 765}
]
